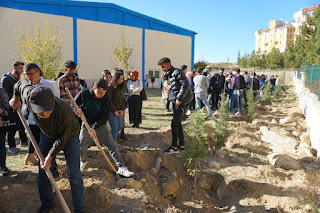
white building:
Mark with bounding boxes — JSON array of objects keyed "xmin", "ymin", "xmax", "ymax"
[
  {"xmin": 293, "ymin": 4, "xmax": 319, "ymax": 36},
  {"xmin": 0, "ymin": 0, "xmax": 196, "ymax": 87}
]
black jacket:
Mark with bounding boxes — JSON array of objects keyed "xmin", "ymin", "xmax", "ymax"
[
  {"xmin": 164, "ymin": 66, "xmax": 193, "ymax": 108},
  {"xmin": 234, "ymin": 75, "xmax": 246, "ymax": 90},
  {"xmin": 74, "ymin": 88, "xmax": 111, "ymax": 130},
  {"xmin": 209, "ymin": 75, "xmax": 218, "ymax": 93},
  {"xmin": 0, "ymin": 72, "xmax": 19, "ymax": 99},
  {"xmin": 213, "ymin": 73, "xmax": 226, "ymax": 91}
]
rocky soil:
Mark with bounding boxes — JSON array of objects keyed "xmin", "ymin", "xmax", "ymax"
[{"xmin": 1, "ymin": 77, "xmax": 320, "ymax": 213}]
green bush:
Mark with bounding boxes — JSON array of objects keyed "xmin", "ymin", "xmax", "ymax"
[
  {"xmin": 273, "ymin": 84, "xmax": 281, "ymax": 99},
  {"xmin": 183, "ymin": 110, "xmax": 208, "ymax": 167},
  {"xmin": 246, "ymin": 89, "xmax": 256, "ymax": 122},
  {"xmin": 262, "ymin": 82, "xmax": 272, "ymax": 105},
  {"xmin": 213, "ymin": 95, "xmax": 228, "ymax": 149}
]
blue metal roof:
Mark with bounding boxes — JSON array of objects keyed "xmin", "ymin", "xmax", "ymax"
[{"xmin": 0, "ymin": 0, "xmax": 196, "ymax": 37}]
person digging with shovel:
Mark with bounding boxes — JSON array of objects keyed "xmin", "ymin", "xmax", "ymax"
[
  {"xmin": 9, "ymin": 80, "xmax": 86, "ymax": 213},
  {"xmin": 73, "ymin": 78, "xmax": 134, "ymax": 177}
]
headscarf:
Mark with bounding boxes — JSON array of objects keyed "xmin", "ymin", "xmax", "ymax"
[{"xmin": 130, "ymin": 70, "xmax": 139, "ymax": 81}]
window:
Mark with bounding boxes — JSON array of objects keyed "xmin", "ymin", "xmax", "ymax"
[{"xmin": 149, "ymin": 70, "xmax": 160, "ymax": 79}]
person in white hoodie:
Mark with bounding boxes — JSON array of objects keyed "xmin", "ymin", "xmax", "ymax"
[
  {"xmin": 193, "ymin": 68, "xmax": 212, "ymax": 118},
  {"xmin": 127, "ymin": 70, "xmax": 143, "ymax": 128}
]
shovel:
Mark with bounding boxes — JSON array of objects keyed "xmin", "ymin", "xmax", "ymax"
[
  {"xmin": 16, "ymin": 108, "xmax": 71, "ymax": 213},
  {"xmin": 65, "ymin": 87, "xmax": 121, "ymax": 179}
]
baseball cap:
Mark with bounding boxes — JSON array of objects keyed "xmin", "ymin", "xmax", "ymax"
[{"xmin": 29, "ymin": 87, "xmax": 55, "ymax": 113}]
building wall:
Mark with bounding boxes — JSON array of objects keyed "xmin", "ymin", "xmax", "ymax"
[
  {"xmin": 145, "ymin": 29, "xmax": 192, "ymax": 86},
  {"xmin": 77, "ymin": 19, "xmax": 142, "ymax": 83},
  {"xmin": 0, "ymin": 7, "xmax": 73, "ymax": 78},
  {"xmin": 0, "ymin": 6, "xmax": 193, "ymax": 87}
]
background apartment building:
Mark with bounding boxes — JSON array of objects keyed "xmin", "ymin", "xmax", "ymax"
[
  {"xmin": 294, "ymin": 4, "xmax": 319, "ymax": 36},
  {"xmin": 255, "ymin": 20, "xmax": 295, "ymax": 54}
]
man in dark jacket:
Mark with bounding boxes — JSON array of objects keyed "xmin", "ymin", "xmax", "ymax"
[
  {"xmin": 229, "ymin": 68, "xmax": 246, "ymax": 115},
  {"xmin": 211, "ymin": 68, "xmax": 225, "ymax": 110},
  {"xmin": 158, "ymin": 57, "xmax": 192, "ymax": 154},
  {"xmin": 74, "ymin": 78, "xmax": 134, "ymax": 177},
  {"xmin": 0, "ymin": 61, "xmax": 27, "ymax": 153},
  {"xmin": 10, "ymin": 80, "xmax": 86, "ymax": 213}
]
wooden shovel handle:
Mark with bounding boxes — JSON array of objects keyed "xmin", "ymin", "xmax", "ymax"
[{"xmin": 65, "ymin": 87, "xmax": 117, "ymax": 172}]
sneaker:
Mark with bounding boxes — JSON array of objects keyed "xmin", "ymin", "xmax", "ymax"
[
  {"xmin": 177, "ymin": 145, "xmax": 184, "ymax": 151},
  {"xmin": 19, "ymin": 142, "xmax": 28, "ymax": 147},
  {"xmin": 0, "ymin": 166, "xmax": 9, "ymax": 176},
  {"xmin": 228, "ymin": 112, "xmax": 233, "ymax": 115},
  {"xmin": 235, "ymin": 112, "xmax": 241, "ymax": 116},
  {"xmin": 120, "ymin": 131, "xmax": 126, "ymax": 140},
  {"xmin": 166, "ymin": 109, "xmax": 171, "ymax": 113},
  {"xmin": 37, "ymin": 204, "xmax": 56, "ymax": 213},
  {"xmin": 117, "ymin": 166, "xmax": 135, "ymax": 178},
  {"xmin": 80, "ymin": 161, "xmax": 88, "ymax": 172},
  {"xmin": 8, "ymin": 147, "xmax": 20, "ymax": 154},
  {"xmin": 164, "ymin": 146, "xmax": 178, "ymax": 154},
  {"xmin": 186, "ymin": 110, "xmax": 191, "ymax": 116}
]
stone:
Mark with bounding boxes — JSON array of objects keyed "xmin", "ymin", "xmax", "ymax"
[
  {"xmin": 300, "ymin": 132, "xmax": 311, "ymax": 146},
  {"xmin": 116, "ymin": 178, "xmax": 142, "ymax": 190},
  {"xmin": 215, "ymin": 149, "xmax": 228, "ymax": 159},
  {"xmin": 208, "ymin": 160, "xmax": 221, "ymax": 170},
  {"xmin": 151, "ymin": 157, "xmax": 162, "ymax": 175},
  {"xmin": 279, "ymin": 117, "xmax": 291, "ymax": 124},
  {"xmin": 1, "ymin": 186, "xmax": 8, "ymax": 191},
  {"xmin": 162, "ymin": 180, "xmax": 180, "ymax": 197},
  {"xmin": 26, "ymin": 174, "xmax": 37, "ymax": 183},
  {"xmin": 260, "ymin": 126, "xmax": 269, "ymax": 134},
  {"xmin": 268, "ymin": 154, "xmax": 300, "ymax": 170},
  {"xmin": 271, "ymin": 119, "xmax": 278, "ymax": 124},
  {"xmin": 261, "ymin": 129, "xmax": 298, "ymax": 154},
  {"xmin": 252, "ymin": 120, "xmax": 258, "ymax": 125},
  {"xmin": 199, "ymin": 174, "xmax": 211, "ymax": 190},
  {"xmin": 12, "ymin": 184, "xmax": 23, "ymax": 189},
  {"xmin": 229, "ymin": 155, "xmax": 246, "ymax": 163}
]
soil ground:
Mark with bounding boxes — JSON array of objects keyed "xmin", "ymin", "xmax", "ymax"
[{"xmin": 1, "ymin": 77, "xmax": 320, "ymax": 213}]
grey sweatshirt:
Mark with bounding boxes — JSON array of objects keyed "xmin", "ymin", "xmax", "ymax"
[{"xmin": 193, "ymin": 74, "xmax": 209, "ymax": 96}]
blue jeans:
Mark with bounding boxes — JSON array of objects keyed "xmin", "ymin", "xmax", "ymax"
[
  {"xmin": 108, "ymin": 112, "xmax": 123, "ymax": 142},
  {"xmin": 0, "ymin": 132, "xmax": 6, "ymax": 168},
  {"xmin": 195, "ymin": 93, "xmax": 212, "ymax": 117},
  {"xmin": 38, "ymin": 133, "xmax": 85, "ymax": 212},
  {"xmin": 229, "ymin": 90, "xmax": 244, "ymax": 113}
]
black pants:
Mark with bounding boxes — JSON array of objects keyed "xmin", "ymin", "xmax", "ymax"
[
  {"xmin": 28, "ymin": 125, "xmax": 41, "ymax": 153},
  {"xmin": 128, "ymin": 95, "xmax": 142, "ymax": 126},
  {"xmin": 171, "ymin": 105, "xmax": 184, "ymax": 147},
  {"xmin": 212, "ymin": 90, "xmax": 221, "ymax": 110},
  {"xmin": 166, "ymin": 98, "xmax": 175, "ymax": 110},
  {"xmin": 7, "ymin": 120, "xmax": 27, "ymax": 148},
  {"xmin": 188, "ymin": 92, "xmax": 195, "ymax": 110}
]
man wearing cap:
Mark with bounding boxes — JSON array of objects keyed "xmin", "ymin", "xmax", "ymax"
[
  {"xmin": 10, "ymin": 80, "xmax": 86, "ymax": 213},
  {"xmin": 58, "ymin": 60, "xmax": 81, "ymax": 103}
]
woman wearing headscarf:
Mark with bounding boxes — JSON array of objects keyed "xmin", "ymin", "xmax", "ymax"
[{"xmin": 127, "ymin": 70, "xmax": 143, "ymax": 128}]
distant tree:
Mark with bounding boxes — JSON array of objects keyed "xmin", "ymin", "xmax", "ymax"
[
  {"xmin": 112, "ymin": 31, "xmax": 133, "ymax": 75},
  {"xmin": 14, "ymin": 20, "xmax": 63, "ymax": 79},
  {"xmin": 237, "ymin": 50, "xmax": 241, "ymax": 64},
  {"xmin": 238, "ymin": 53, "xmax": 249, "ymax": 69},
  {"xmin": 249, "ymin": 50, "xmax": 266, "ymax": 69},
  {"xmin": 265, "ymin": 47, "xmax": 284, "ymax": 69},
  {"xmin": 194, "ymin": 60, "xmax": 208, "ymax": 70}
]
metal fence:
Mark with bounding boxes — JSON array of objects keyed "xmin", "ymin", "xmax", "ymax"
[{"xmin": 297, "ymin": 61, "xmax": 320, "ymax": 99}]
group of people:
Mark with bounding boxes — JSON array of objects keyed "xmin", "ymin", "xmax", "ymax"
[
  {"xmin": 0, "ymin": 60, "xmax": 144, "ymax": 212},
  {"xmin": 0, "ymin": 56, "xmax": 288, "ymax": 212}
]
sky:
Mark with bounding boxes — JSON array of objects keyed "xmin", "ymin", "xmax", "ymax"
[{"xmin": 77, "ymin": 0, "xmax": 319, "ymax": 64}]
